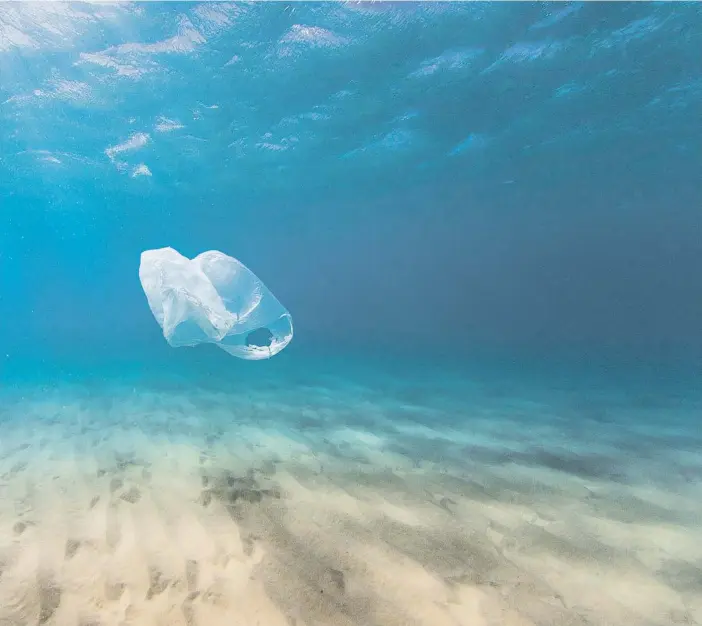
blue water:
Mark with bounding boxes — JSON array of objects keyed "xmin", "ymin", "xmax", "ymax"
[{"xmin": 1, "ymin": 3, "xmax": 701, "ymax": 625}]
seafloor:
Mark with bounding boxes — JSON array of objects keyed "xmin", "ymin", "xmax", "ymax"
[{"xmin": 0, "ymin": 351, "xmax": 700, "ymax": 626}]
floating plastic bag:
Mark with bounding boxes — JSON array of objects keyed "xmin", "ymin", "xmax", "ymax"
[{"xmin": 139, "ymin": 247, "xmax": 293, "ymax": 360}]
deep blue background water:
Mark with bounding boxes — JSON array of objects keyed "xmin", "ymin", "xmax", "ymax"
[{"xmin": 1, "ymin": 2, "xmax": 701, "ymax": 372}]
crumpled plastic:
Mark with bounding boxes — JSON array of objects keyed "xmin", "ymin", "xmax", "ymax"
[{"xmin": 139, "ymin": 247, "xmax": 293, "ymax": 360}]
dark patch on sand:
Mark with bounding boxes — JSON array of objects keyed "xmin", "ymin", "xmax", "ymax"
[
  {"xmin": 657, "ymin": 560, "xmax": 702, "ymax": 594},
  {"xmin": 65, "ymin": 539, "xmax": 81, "ymax": 559},
  {"xmin": 37, "ymin": 574, "xmax": 62, "ymax": 624},
  {"xmin": 146, "ymin": 566, "xmax": 170, "ymax": 600},
  {"xmin": 185, "ymin": 560, "xmax": 199, "ymax": 592},
  {"xmin": 120, "ymin": 486, "xmax": 142, "ymax": 504},
  {"xmin": 500, "ymin": 447, "xmax": 627, "ymax": 482},
  {"xmin": 200, "ymin": 469, "xmax": 281, "ymax": 514}
]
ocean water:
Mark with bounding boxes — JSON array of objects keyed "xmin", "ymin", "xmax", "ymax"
[{"xmin": 1, "ymin": 2, "xmax": 702, "ymax": 625}]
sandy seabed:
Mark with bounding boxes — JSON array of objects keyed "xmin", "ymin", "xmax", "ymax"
[{"xmin": 0, "ymin": 374, "xmax": 700, "ymax": 626}]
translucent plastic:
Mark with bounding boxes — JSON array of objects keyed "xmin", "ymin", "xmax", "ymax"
[{"xmin": 139, "ymin": 247, "xmax": 293, "ymax": 360}]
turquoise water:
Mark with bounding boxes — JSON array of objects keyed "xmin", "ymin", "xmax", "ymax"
[{"xmin": 1, "ymin": 3, "xmax": 702, "ymax": 625}]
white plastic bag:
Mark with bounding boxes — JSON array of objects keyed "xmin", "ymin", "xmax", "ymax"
[{"xmin": 139, "ymin": 247, "xmax": 293, "ymax": 360}]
